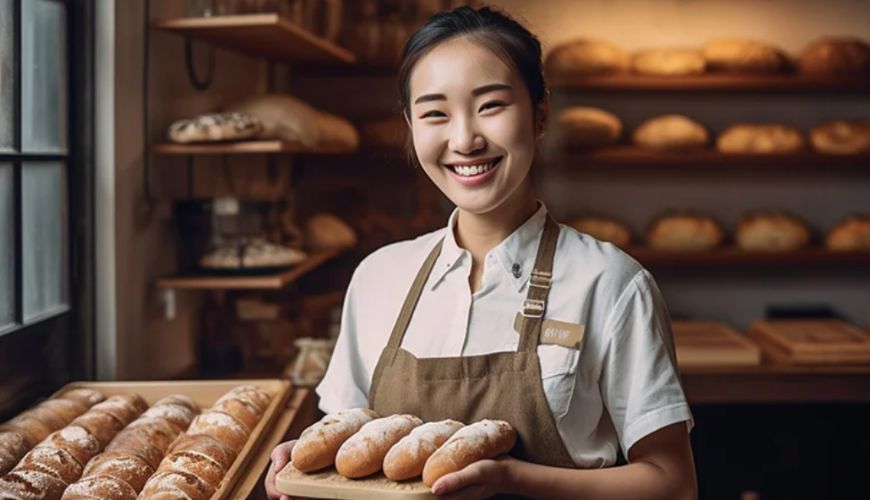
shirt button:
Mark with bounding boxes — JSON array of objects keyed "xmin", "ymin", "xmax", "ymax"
[{"xmin": 512, "ymin": 263, "xmax": 521, "ymax": 278}]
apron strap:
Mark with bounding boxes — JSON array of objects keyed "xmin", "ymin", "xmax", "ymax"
[
  {"xmin": 518, "ymin": 215, "xmax": 560, "ymax": 353},
  {"xmin": 383, "ymin": 238, "xmax": 444, "ymax": 360}
]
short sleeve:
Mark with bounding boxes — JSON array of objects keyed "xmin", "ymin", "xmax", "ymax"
[
  {"xmin": 599, "ymin": 269, "xmax": 694, "ymax": 457},
  {"xmin": 315, "ymin": 263, "xmax": 371, "ymax": 413}
]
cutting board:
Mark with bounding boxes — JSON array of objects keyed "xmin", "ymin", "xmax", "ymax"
[
  {"xmin": 672, "ymin": 321, "xmax": 761, "ymax": 367},
  {"xmin": 276, "ymin": 463, "xmax": 438, "ymax": 500},
  {"xmin": 749, "ymin": 319, "xmax": 870, "ymax": 365}
]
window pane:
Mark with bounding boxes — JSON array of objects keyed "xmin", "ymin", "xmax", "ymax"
[
  {"xmin": 22, "ymin": 161, "xmax": 67, "ymax": 321},
  {"xmin": 0, "ymin": 0, "xmax": 15, "ymax": 151},
  {"xmin": 0, "ymin": 163, "xmax": 13, "ymax": 329},
  {"xmin": 21, "ymin": 0, "xmax": 67, "ymax": 153}
]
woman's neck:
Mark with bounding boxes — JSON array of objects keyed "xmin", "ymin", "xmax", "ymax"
[{"xmin": 453, "ymin": 184, "xmax": 539, "ymax": 262}]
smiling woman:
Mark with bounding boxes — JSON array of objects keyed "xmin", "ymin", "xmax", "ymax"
[{"xmin": 266, "ymin": 6, "xmax": 697, "ymax": 500}]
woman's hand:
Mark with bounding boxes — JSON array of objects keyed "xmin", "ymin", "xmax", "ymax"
[
  {"xmin": 264, "ymin": 439, "xmax": 296, "ymax": 500},
  {"xmin": 431, "ymin": 455, "xmax": 517, "ymax": 499}
]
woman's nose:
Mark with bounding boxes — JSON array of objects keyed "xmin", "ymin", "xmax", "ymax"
[{"xmin": 448, "ymin": 117, "xmax": 486, "ymax": 154}]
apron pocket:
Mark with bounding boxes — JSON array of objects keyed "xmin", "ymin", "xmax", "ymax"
[{"xmin": 539, "ymin": 345, "xmax": 580, "ymax": 419}]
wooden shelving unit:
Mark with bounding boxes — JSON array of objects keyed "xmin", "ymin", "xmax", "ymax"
[
  {"xmin": 548, "ymin": 73, "xmax": 870, "ymax": 93},
  {"xmin": 153, "ymin": 140, "xmax": 356, "ymax": 156},
  {"xmin": 151, "ymin": 14, "xmax": 356, "ymax": 65},
  {"xmin": 552, "ymin": 146, "xmax": 870, "ymax": 168},
  {"xmin": 156, "ymin": 247, "xmax": 346, "ymax": 291},
  {"xmin": 626, "ymin": 247, "xmax": 870, "ymax": 267}
]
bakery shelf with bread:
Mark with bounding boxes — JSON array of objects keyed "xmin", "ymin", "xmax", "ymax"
[
  {"xmin": 548, "ymin": 73, "xmax": 870, "ymax": 93},
  {"xmin": 151, "ymin": 14, "xmax": 356, "ymax": 66}
]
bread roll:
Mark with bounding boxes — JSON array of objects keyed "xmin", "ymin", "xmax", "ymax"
[
  {"xmin": 186, "ymin": 410, "xmax": 251, "ymax": 452},
  {"xmin": 60, "ymin": 474, "xmax": 138, "ymax": 500},
  {"xmin": 38, "ymin": 399, "xmax": 88, "ymax": 425},
  {"xmin": 16, "ymin": 446, "xmax": 83, "ymax": 484},
  {"xmin": 215, "ymin": 385, "xmax": 271, "ymax": 414},
  {"xmin": 556, "ymin": 107, "xmax": 622, "ymax": 148},
  {"xmin": 798, "ymin": 37, "xmax": 870, "ymax": 74},
  {"xmin": 632, "ymin": 114, "xmax": 709, "ymax": 150},
  {"xmin": 304, "ymin": 213, "xmax": 358, "ymax": 251},
  {"xmin": 826, "ymin": 215, "xmax": 870, "ymax": 250},
  {"xmin": 126, "ymin": 417, "xmax": 180, "ymax": 452},
  {"xmin": 0, "ymin": 469, "xmax": 68, "ymax": 500},
  {"xmin": 647, "ymin": 214, "xmax": 725, "ymax": 251},
  {"xmin": 140, "ymin": 403, "xmax": 197, "ymax": 433},
  {"xmin": 291, "ymin": 408, "xmax": 379, "ymax": 473},
  {"xmin": 167, "ymin": 434, "xmax": 237, "ymax": 471},
  {"xmin": 545, "ymin": 39, "xmax": 630, "ymax": 76},
  {"xmin": 569, "ymin": 217, "xmax": 632, "ymax": 248},
  {"xmin": 810, "ymin": 120, "xmax": 870, "ymax": 154},
  {"xmin": 153, "ymin": 395, "xmax": 199, "ymax": 414},
  {"xmin": 158, "ymin": 451, "xmax": 224, "ymax": 490},
  {"xmin": 632, "ymin": 49, "xmax": 705, "ymax": 76},
  {"xmin": 105, "ymin": 429, "xmax": 165, "ymax": 470},
  {"xmin": 383, "ymin": 419, "xmax": 464, "ymax": 481},
  {"xmin": 89, "ymin": 396, "xmax": 143, "ymax": 427},
  {"xmin": 422, "ymin": 420, "xmax": 517, "ymax": 487},
  {"xmin": 209, "ymin": 397, "xmax": 261, "ymax": 432},
  {"xmin": 736, "ymin": 212, "xmax": 810, "ymax": 252},
  {"xmin": 81, "ymin": 451, "xmax": 155, "ymax": 491},
  {"xmin": 335, "ymin": 414, "xmax": 422, "ymax": 478},
  {"xmin": 59, "ymin": 389, "xmax": 105, "ymax": 408},
  {"xmin": 70, "ymin": 411, "xmax": 125, "ymax": 448},
  {"xmin": 717, "ymin": 124, "xmax": 805, "ymax": 154},
  {"xmin": 703, "ymin": 38, "xmax": 789, "ymax": 73},
  {"xmin": 40, "ymin": 426, "xmax": 101, "ymax": 468},
  {"xmin": 138, "ymin": 470, "xmax": 215, "ymax": 500}
]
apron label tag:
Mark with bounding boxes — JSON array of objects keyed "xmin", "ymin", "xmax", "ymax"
[{"xmin": 514, "ymin": 314, "xmax": 585, "ymax": 349}]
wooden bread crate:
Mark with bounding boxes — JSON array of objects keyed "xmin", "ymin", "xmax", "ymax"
[
  {"xmin": 52, "ymin": 379, "xmax": 292, "ymax": 500},
  {"xmin": 672, "ymin": 320, "xmax": 762, "ymax": 367},
  {"xmin": 276, "ymin": 463, "xmax": 437, "ymax": 500},
  {"xmin": 748, "ymin": 320, "xmax": 870, "ymax": 365}
]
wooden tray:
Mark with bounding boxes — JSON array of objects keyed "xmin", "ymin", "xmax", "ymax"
[
  {"xmin": 749, "ymin": 320, "xmax": 870, "ymax": 365},
  {"xmin": 52, "ymin": 379, "xmax": 292, "ymax": 500},
  {"xmin": 672, "ymin": 321, "xmax": 761, "ymax": 367},
  {"xmin": 276, "ymin": 463, "xmax": 437, "ymax": 500}
]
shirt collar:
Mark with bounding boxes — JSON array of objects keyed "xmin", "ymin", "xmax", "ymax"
[{"xmin": 429, "ymin": 202, "xmax": 551, "ymax": 292}]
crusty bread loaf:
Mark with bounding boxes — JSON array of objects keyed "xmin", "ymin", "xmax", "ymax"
[
  {"xmin": 167, "ymin": 434, "xmax": 236, "ymax": 471},
  {"xmin": 157, "ymin": 450, "xmax": 225, "ymax": 491},
  {"xmin": 69, "ymin": 411, "xmax": 125, "ymax": 448},
  {"xmin": 647, "ymin": 214, "xmax": 725, "ymax": 251},
  {"xmin": 798, "ymin": 37, "xmax": 870, "ymax": 74},
  {"xmin": 16, "ymin": 445, "xmax": 83, "ymax": 484},
  {"xmin": 81, "ymin": 451, "xmax": 155, "ymax": 492},
  {"xmin": 167, "ymin": 112, "xmax": 262, "ymax": 144},
  {"xmin": 0, "ymin": 431, "xmax": 30, "ymax": 476},
  {"xmin": 37, "ymin": 399, "xmax": 88, "ymax": 426},
  {"xmin": 140, "ymin": 403, "xmax": 197, "ymax": 433},
  {"xmin": 632, "ymin": 114, "xmax": 709, "ymax": 151},
  {"xmin": 736, "ymin": 212, "xmax": 811, "ymax": 252},
  {"xmin": 703, "ymin": 38, "xmax": 789, "ymax": 73},
  {"xmin": 0, "ymin": 469, "xmax": 68, "ymax": 499},
  {"xmin": 138, "ymin": 470, "xmax": 215, "ymax": 500},
  {"xmin": 214, "ymin": 385, "xmax": 271, "ymax": 415},
  {"xmin": 61, "ymin": 474, "xmax": 139, "ymax": 500},
  {"xmin": 569, "ymin": 217, "xmax": 632, "ymax": 248},
  {"xmin": 291, "ymin": 408, "xmax": 379, "ymax": 473},
  {"xmin": 810, "ymin": 119, "xmax": 870, "ymax": 154},
  {"xmin": 545, "ymin": 39, "xmax": 630, "ymax": 76},
  {"xmin": 0, "ymin": 417, "xmax": 53, "ymax": 450},
  {"xmin": 186, "ymin": 410, "xmax": 251, "ymax": 453},
  {"xmin": 88, "ymin": 395, "xmax": 145, "ymax": 428},
  {"xmin": 422, "ymin": 420, "xmax": 517, "ymax": 487},
  {"xmin": 826, "ymin": 215, "xmax": 870, "ymax": 250},
  {"xmin": 383, "ymin": 419, "xmax": 464, "ymax": 481},
  {"xmin": 632, "ymin": 49, "xmax": 705, "ymax": 76},
  {"xmin": 556, "ymin": 107, "xmax": 622, "ymax": 148},
  {"xmin": 40, "ymin": 426, "xmax": 101, "ymax": 468},
  {"xmin": 59, "ymin": 389, "xmax": 105, "ymax": 408},
  {"xmin": 717, "ymin": 124, "xmax": 805, "ymax": 154},
  {"xmin": 335, "ymin": 415, "xmax": 423, "ymax": 479}
]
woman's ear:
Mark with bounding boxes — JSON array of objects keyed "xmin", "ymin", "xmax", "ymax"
[{"xmin": 536, "ymin": 99, "xmax": 550, "ymax": 139}]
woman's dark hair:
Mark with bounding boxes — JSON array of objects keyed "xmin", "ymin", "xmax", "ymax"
[{"xmin": 397, "ymin": 6, "xmax": 548, "ymax": 169}]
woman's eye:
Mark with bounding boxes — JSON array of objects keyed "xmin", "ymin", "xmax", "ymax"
[
  {"xmin": 479, "ymin": 101, "xmax": 506, "ymax": 112},
  {"xmin": 421, "ymin": 110, "xmax": 446, "ymax": 119}
]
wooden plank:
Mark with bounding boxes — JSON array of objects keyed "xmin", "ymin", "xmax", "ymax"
[
  {"xmin": 749, "ymin": 320, "xmax": 870, "ymax": 364},
  {"xmin": 554, "ymin": 147, "xmax": 870, "ymax": 168},
  {"xmin": 672, "ymin": 321, "xmax": 761, "ymax": 367},
  {"xmin": 277, "ymin": 464, "xmax": 437, "ymax": 500},
  {"xmin": 156, "ymin": 247, "xmax": 345, "ymax": 290},
  {"xmin": 152, "ymin": 140, "xmax": 356, "ymax": 156},
  {"xmin": 548, "ymin": 73, "xmax": 870, "ymax": 93},
  {"xmin": 152, "ymin": 14, "xmax": 356, "ymax": 65}
]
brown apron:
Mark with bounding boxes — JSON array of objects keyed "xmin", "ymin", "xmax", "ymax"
[{"xmin": 368, "ymin": 215, "xmax": 576, "ymax": 472}]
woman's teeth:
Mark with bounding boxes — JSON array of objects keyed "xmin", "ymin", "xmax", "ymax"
[{"xmin": 451, "ymin": 158, "xmax": 500, "ymax": 177}]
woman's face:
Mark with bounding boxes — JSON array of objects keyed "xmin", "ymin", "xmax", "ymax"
[{"xmin": 407, "ymin": 37, "xmax": 543, "ymax": 216}]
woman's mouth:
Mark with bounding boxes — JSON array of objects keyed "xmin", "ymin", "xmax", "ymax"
[{"xmin": 443, "ymin": 156, "xmax": 503, "ymax": 186}]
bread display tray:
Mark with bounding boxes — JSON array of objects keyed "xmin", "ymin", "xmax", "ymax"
[
  {"xmin": 276, "ymin": 463, "xmax": 438, "ymax": 500},
  {"xmin": 52, "ymin": 378, "xmax": 292, "ymax": 500}
]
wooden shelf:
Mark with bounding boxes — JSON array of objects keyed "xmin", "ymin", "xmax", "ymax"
[
  {"xmin": 151, "ymin": 14, "xmax": 356, "ymax": 65},
  {"xmin": 153, "ymin": 140, "xmax": 355, "ymax": 156},
  {"xmin": 626, "ymin": 247, "xmax": 870, "ymax": 267},
  {"xmin": 548, "ymin": 73, "xmax": 870, "ymax": 93},
  {"xmin": 551, "ymin": 146, "xmax": 870, "ymax": 168},
  {"xmin": 156, "ymin": 247, "xmax": 346, "ymax": 291}
]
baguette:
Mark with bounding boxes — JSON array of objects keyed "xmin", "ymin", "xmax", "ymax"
[
  {"xmin": 422, "ymin": 420, "xmax": 516, "ymax": 487},
  {"xmin": 383, "ymin": 419, "xmax": 464, "ymax": 481},
  {"xmin": 335, "ymin": 415, "xmax": 422, "ymax": 478},
  {"xmin": 291, "ymin": 408, "xmax": 378, "ymax": 473}
]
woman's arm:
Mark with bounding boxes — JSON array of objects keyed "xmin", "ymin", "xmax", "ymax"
[{"xmin": 433, "ymin": 422, "xmax": 696, "ymax": 500}]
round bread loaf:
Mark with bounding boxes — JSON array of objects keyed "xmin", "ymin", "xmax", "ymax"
[
  {"xmin": 210, "ymin": 397, "xmax": 261, "ymax": 431},
  {"xmin": 798, "ymin": 37, "xmax": 870, "ymax": 74},
  {"xmin": 16, "ymin": 445, "xmax": 83, "ymax": 485},
  {"xmin": 632, "ymin": 48, "xmax": 705, "ymax": 76},
  {"xmin": 703, "ymin": 38, "xmax": 789, "ymax": 73},
  {"xmin": 0, "ymin": 469, "xmax": 68, "ymax": 499},
  {"xmin": 60, "ymin": 474, "xmax": 138, "ymax": 500},
  {"xmin": 82, "ymin": 451, "xmax": 155, "ymax": 492},
  {"xmin": 569, "ymin": 217, "xmax": 632, "ymax": 248},
  {"xmin": 632, "ymin": 114, "xmax": 709, "ymax": 150},
  {"xmin": 59, "ymin": 389, "xmax": 105, "ymax": 408},
  {"xmin": 158, "ymin": 451, "xmax": 225, "ymax": 490},
  {"xmin": 38, "ymin": 399, "xmax": 88, "ymax": 425},
  {"xmin": 826, "ymin": 215, "xmax": 870, "ymax": 250},
  {"xmin": 41, "ymin": 426, "xmax": 101, "ymax": 467},
  {"xmin": 736, "ymin": 212, "xmax": 811, "ymax": 251},
  {"xmin": 139, "ymin": 470, "xmax": 215, "ymax": 500},
  {"xmin": 168, "ymin": 434, "xmax": 237, "ymax": 471},
  {"xmin": 291, "ymin": 408, "xmax": 379, "ymax": 473},
  {"xmin": 187, "ymin": 411, "xmax": 251, "ymax": 452},
  {"xmin": 335, "ymin": 414, "xmax": 423, "ymax": 478},
  {"xmin": 810, "ymin": 119, "xmax": 870, "ymax": 154},
  {"xmin": 545, "ymin": 39, "xmax": 630, "ymax": 76},
  {"xmin": 647, "ymin": 214, "xmax": 725, "ymax": 251},
  {"xmin": 70, "ymin": 411, "xmax": 125, "ymax": 448},
  {"xmin": 383, "ymin": 419, "xmax": 464, "ymax": 481},
  {"xmin": 717, "ymin": 124, "xmax": 805, "ymax": 154},
  {"xmin": 105, "ymin": 429, "xmax": 165, "ymax": 470},
  {"xmin": 556, "ymin": 107, "xmax": 622, "ymax": 148},
  {"xmin": 141, "ymin": 403, "xmax": 197, "ymax": 433},
  {"xmin": 422, "ymin": 420, "xmax": 517, "ymax": 487}
]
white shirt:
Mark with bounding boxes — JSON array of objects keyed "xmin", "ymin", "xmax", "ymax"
[{"xmin": 316, "ymin": 203, "xmax": 693, "ymax": 467}]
